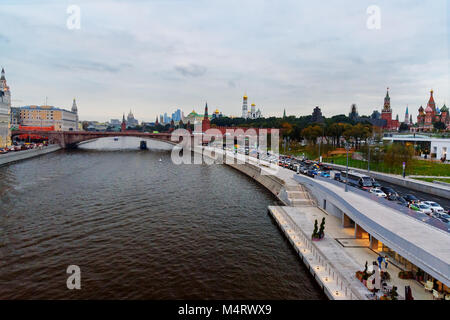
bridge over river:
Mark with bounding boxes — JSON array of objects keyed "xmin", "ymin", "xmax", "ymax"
[{"xmin": 12, "ymin": 130, "xmax": 178, "ymax": 148}]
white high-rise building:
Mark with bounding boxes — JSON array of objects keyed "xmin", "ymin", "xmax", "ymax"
[
  {"xmin": 0, "ymin": 67, "xmax": 11, "ymax": 147},
  {"xmin": 71, "ymin": 98, "xmax": 79, "ymax": 130}
]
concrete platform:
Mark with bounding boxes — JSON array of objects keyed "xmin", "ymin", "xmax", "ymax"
[
  {"xmin": 296, "ymin": 174, "xmax": 450, "ymax": 287},
  {"xmin": 268, "ymin": 206, "xmax": 369, "ymax": 300},
  {"xmin": 204, "ymin": 147, "xmax": 447, "ymax": 299},
  {"xmin": 269, "ymin": 205, "xmax": 434, "ymax": 300}
]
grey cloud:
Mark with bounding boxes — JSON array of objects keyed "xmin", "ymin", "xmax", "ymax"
[
  {"xmin": 174, "ymin": 64, "xmax": 207, "ymax": 77},
  {"xmin": 53, "ymin": 59, "xmax": 132, "ymax": 73},
  {"xmin": 0, "ymin": 34, "xmax": 10, "ymax": 43},
  {"xmin": 227, "ymin": 80, "xmax": 236, "ymax": 88}
]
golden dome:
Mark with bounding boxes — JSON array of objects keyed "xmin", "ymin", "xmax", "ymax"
[
  {"xmin": 214, "ymin": 109, "xmax": 219, "ymax": 113},
  {"xmin": 243, "ymin": 95, "xmax": 248, "ymax": 99},
  {"xmin": 251, "ymin": 103, "xmax": 256, "ymax": 106}
]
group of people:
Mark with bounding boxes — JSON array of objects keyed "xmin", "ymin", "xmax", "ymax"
[{"xmin": 377, "ymin": 255, "xmax": 389, "ymax": 270}]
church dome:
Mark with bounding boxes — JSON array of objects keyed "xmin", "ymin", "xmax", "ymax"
[
  {"xmin": 425, "ymin": 105, "xmax": 433, "ymax": 113},
  {"xmin": 441, "ymin": 104, "xmax": 448, "ymax": 112}
]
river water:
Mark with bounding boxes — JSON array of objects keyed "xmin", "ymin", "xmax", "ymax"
[{"xmin": 0, "ymin": 137, "xmax": 324, "ymax": 299}]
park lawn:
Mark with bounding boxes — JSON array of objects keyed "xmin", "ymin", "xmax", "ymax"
[{"xmin": 324, "ymin": 155, "xmax": 450, "ymax": 176}]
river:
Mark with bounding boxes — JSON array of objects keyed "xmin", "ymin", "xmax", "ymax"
[{"xmin": 0, "ymin": 137, "xmax": 324, "ymax": 299}]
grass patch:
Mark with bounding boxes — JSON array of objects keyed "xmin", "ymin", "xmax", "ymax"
[
  {"xmin": 324, "ymin": 155, "xmax": 450, "ymax": 176},
  {"xmin": 414, "ymin": 177, "xmax": 450, "ymax": 183}
]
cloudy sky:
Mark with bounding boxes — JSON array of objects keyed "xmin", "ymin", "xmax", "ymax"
[{"xmin": 0, "ymin": 0, "xmax": 448, "ymax": 122}]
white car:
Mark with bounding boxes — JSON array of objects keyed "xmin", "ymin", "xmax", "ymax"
[
  {"xmin": 370, "ymin": 188, "xmax": 387, "ymax": 197},
  {"xmin": 416, "ymin": 203, "xmax": 433, "ymax": 215},
  {"xmin": 422, "ymin": 201, "xmax": 444, "ymax": 213}
]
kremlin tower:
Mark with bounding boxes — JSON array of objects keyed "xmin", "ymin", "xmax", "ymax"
[
  {"xmin": 380, "ymin": 88, "xmax": 399, "ymax": 131},
  {"xmin": 404, "ymin": 106, "xmax": 409, "ymax": 125},
  {"xmin": 202, "ymin": 102, "xmax": 210, "ymax": 132},
  {"xmin": 121, "ymin": 113, "xmax": 126, "ymax": 132}
]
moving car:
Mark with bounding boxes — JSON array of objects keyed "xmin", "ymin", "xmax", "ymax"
[
  {"xmin": 333, "ymin": 171, "xmax": 342, "ymax": 181},
  {"xmin": 306, "ymin": 169, "xmax": 316, "ymax": 178},
  {"xmin": 416, "ymin": 203, "xmax": 433, "ymax": 215},
  {"xmin": 403, "ymin": 194, "xmax": 420, "ymax": 204},
  {"xmin": 369, "ymin": 188, "xmax": 387, "ymax": 198},
  {"xmin": 421, "ymin": 201, "xmax": 445, "ymax": 214},
  {"xmin": 395, "ymin": 196, "xmax": 409, "ymax": 207},
  {"xmin": 371, "ymin": 179, "xmax": 382, "ymax": 188},
  {"xmin": 380, "ymin": 187, "xmax": 398, "ymax": 200},
  {"xmin": 320, "ymin": 171, "xmax": 330, "ymax": 178},
  {"xmin": 433, "ymin": 212, "xmax": 450, "ymax": 224}
]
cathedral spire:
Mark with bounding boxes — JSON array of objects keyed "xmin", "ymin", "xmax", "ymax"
[
  {"xmin": 71, "ymin": 98, "xmax": 78, "ymax": 113},
  {"xmin": 0, "ymin": 67, "xmax": 5, "ymax": 81}
]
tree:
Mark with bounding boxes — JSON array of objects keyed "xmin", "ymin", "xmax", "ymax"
[
  {"xmin": 433, "ymin": 121, "xmax": 446, "ymax": 131},
  {"xmin": 82, "ymin": 121, "xmax": 89, "ymax": 131},
  {"xmin": 312, "ymin": 219, "xmax": 318, "ymax": 239},
  {"xmin": 384, "ymin": 143, "xmax": 414, "ymax": 168},
  {"xmin": 399, "ymin": 123, "xmax": 409, "ymax": 132},
  {"xmin": 318, "ymin": 217, "xmax": 325, "ymax": 239},
  {"xmin": 302, "ymin": 125, "xmax": 323, "ymax": 145}
]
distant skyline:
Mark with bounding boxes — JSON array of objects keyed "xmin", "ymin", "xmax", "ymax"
[{"xmin": 0, "ymin": 0, "xmax": 448, "ymax": 122}]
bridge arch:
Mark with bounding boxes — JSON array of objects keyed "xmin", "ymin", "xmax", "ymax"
[{"xmin": 11, "ymin": 130, "xmax": 183, "ymax": 149}]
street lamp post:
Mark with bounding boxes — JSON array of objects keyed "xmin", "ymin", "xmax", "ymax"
[
  {"xmin": 367, "ymin": 138, "xmax": 373, "ymax": 173},
  {"xmin": 345, "ymin": 142, "xmax": 350, "ymax": 192}
]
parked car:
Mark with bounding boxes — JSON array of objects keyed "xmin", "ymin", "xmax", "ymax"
[
  {"xmin": 416, "ymin": 203, "xmax": 433, "ymax": 215},
  {"xmin": 421, "ymin": 201, "xmax": 445, "ymax": 214},
  {"xmin": 403, "ymin": 194, "xmax": 420, "ymax": 204},
  {"xmin": 0, "ymin": 148, "xmax": 8, "ymax": 154},
  {"xmin": 369, "ymin": 188, "xmax": 387, "ymax": 198}
]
